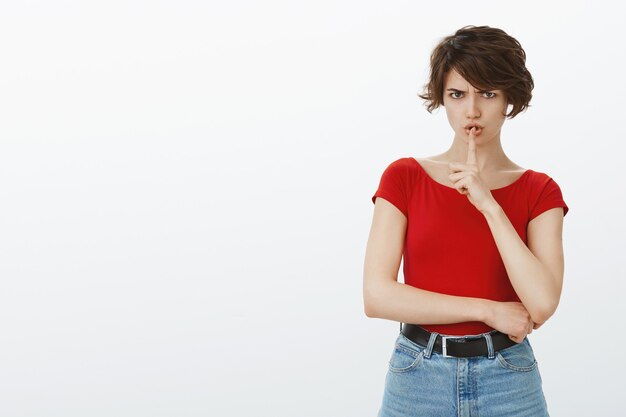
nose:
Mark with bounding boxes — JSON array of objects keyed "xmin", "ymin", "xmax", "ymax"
[{"xmin": 465, "ymin": 94, "xmax": 481, "ymax": 119}]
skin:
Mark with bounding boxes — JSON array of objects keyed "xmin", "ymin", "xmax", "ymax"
[
  {"xmin": 428, "ymin": 68, "xmax": 525, "ymax": 181},
  {"xmin": 364, "ymin": 68, "xmax": 565, "ymax": 343},
  {"xmin": 442, "ymin": 69, "xmax": 560, "ymax": 341},
  {"xmin": 448, "ymin": 127, "xmax": 537, "ymax": 342}
]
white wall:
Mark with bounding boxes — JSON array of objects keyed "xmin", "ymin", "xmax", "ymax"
[{"xmin": 0, "ymin": 1, "xmax": 622, "ymax": 416}]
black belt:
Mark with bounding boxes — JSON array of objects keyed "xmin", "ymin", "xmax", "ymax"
[{"xmin": 400, "ymin": 323, "xmax": 517, "ymax": 358}]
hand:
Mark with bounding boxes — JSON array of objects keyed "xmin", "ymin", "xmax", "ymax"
[
  {"xmin": 483, "ymin": 300, "xmax": 535, "ymax": 344},
  {"xmin": 447, "ymin": 127, "xmax": 499, "ymax": 213}
]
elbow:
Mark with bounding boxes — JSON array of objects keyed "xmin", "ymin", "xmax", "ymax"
[
  {"xmin": 533, "ymin": 271, "xmax": 562, "ymax": 325},
  {"xmin": 363, "ymin": 283, "xmax": 386, "ymax": 318},
  {"xmin": 364, "ymin": 303, "xmax": 376, "ymax": 318},
  {"xmin": 363, "ymin": 293, "xmax": 379, "ymax": 318},
  {"xmin": 533, "ymin": 301, "xmax": 558, "ymax": 325},
  {"xmin": 531, "ymin": 311, "xmax": 548, "ymax": 327},
  {"xmin": 529, "ymin": 284, "xmax": 561, "ymax": 325},
  {"xmin": 529, "ymin": 306, "xmax": 549, "ymax": 325}
]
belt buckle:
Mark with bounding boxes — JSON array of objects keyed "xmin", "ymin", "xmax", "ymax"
[{"xmin": 441, "ymin": 336, "xmax": 457, "ymax": 358}]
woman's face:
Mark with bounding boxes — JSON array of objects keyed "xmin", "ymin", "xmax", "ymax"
[{"xmin": 442, "ymin": 69, "xmax": 508, "ymax": 143}]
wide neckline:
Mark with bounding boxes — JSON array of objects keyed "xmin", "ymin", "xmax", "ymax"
[{"xmin": 410, "ymin": 157, "xmax": 531, "ymax": 192}]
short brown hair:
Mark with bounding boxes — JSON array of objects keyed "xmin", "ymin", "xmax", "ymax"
[{"xmin": 418, "ymin": 25, "xmax": 534, "ymax": 119}]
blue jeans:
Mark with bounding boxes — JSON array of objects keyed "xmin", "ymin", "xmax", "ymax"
[{"xmin": 377, "ymin": 330, "xmax": 550, "ymax": 417}]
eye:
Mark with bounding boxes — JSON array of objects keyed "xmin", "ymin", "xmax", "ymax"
[
  {"xmin": 483, "ymin": 91, "xmax": 496, "ymax": 98},
  {"xmin": 449, "ymin": 92, "xmax": 463, "ymax": 99}
]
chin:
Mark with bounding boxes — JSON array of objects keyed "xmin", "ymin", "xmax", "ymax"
[{"xmin": 465, "ymin": 131, "xmax": 484, "ymax": 140}]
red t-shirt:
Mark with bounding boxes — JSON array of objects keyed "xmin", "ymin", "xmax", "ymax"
[{"xmin": 371, "ymin": 157, "xmax": 569, "ymax": 336}]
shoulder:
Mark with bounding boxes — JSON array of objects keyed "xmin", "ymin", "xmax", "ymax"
[
  {"xmin": 382, "ymin": 156, "xmax": 418, "ymax": 170},
  {"xmin": 524, "ymin": 169, "xmax": 569, "ymax": 219},
  {"xmin": 372, "ymin": 157, "xmax": 419, "ymax": 217},
  {"xmin": 524, "ymin": 168, "xmax": 564, "ymax": 190},
  {"xmin": 377, "ymin": 157, "xmax": 419, "ymax": 179}
]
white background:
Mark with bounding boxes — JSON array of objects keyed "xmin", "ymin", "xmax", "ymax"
[{"xmin": 0, "ymin": 1, "xmax": 623, "ymax": 416}]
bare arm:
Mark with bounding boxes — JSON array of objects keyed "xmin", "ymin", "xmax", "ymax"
[
  {"xmin": 481, "ymin": 203, "xmax": 565, "ymax": 324},
  {"xmin": 365, "ymin": 280, "xmax": 490, "ymax": 324},
  {"xmin": 363, "ymin": 197, "xmax": 490, "ymax": 324}
]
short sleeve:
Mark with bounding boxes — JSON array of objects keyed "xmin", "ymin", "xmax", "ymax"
[
  {"xmin": 529, "ymin": 176, "xmax": 569, "ymax": 221},
  {"xmin": 371, "ymin": 159, "xmax": 410, "ymax": 218}
]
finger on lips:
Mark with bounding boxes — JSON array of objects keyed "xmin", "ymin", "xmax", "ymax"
[{"xmin": 466, "ymin": 129, "xmax": 477, "ymax": 165}]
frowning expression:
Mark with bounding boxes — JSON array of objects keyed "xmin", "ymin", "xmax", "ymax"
[{"xmin": 442, "ymin": 69, "xmax": 509, "ymax": 142}]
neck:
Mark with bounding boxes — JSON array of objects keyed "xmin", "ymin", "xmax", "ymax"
[{"xmin": 442, "ymin": 131, "xmax": 511, "ymax": 171}]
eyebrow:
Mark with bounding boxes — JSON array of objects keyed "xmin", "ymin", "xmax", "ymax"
[{"xmin": 446, "ymin": 88, "xmax": 492, "ymax": 93}]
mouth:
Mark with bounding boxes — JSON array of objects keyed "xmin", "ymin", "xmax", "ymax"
[{"xmin": 464, "ymin": 124, "xmax": 483, "ymax": 135}]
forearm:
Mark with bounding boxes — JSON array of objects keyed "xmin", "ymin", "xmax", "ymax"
[
  {"xmin": 482, "ymin": 203, "xmax": 557, "ymax": 323},
  {"xmin": 364, "ymin": 281, "xmax": 490, "ymax": 325}
]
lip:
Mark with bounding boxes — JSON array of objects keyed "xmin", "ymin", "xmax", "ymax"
[{"xmin": 464, "ymin": 123, "xmax": 483, "ymax": 136}]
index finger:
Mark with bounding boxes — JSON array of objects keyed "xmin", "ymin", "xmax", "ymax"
[{"xmin": 466, "ymin": 128, "xmax": 477, "ymax": 165}]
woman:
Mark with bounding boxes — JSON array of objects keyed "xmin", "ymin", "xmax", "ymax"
[{"xmin": 364, "ymin": 25, "xmax": 569, "ymax": 416}]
